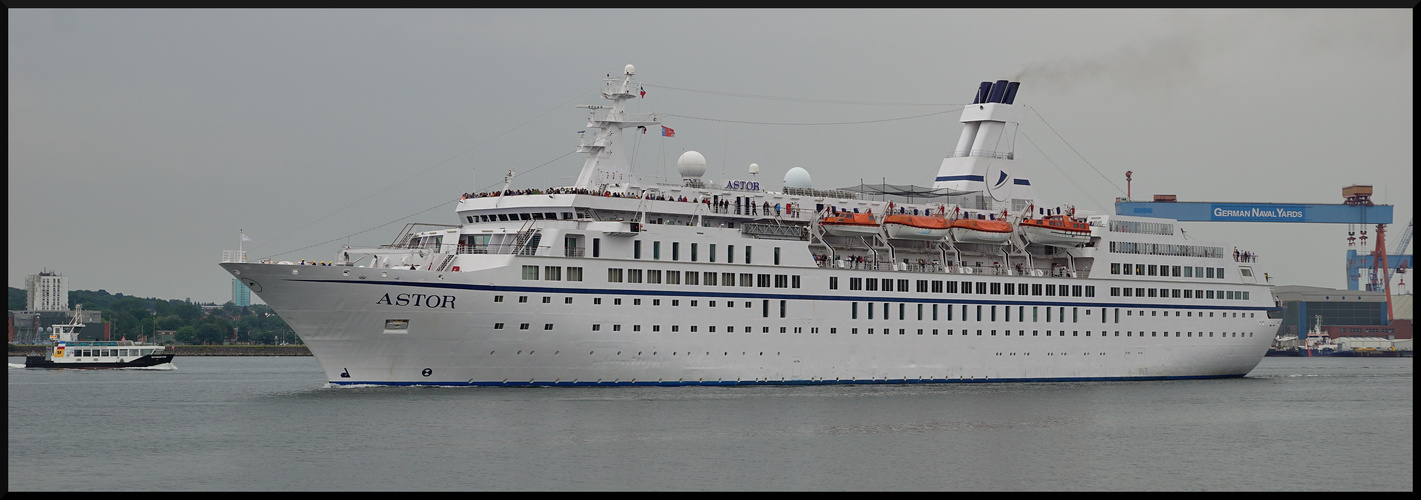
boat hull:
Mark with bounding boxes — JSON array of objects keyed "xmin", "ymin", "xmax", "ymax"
[
  {"xmin": 822, "ymin": 224, "xmax": 881, "ymax": 237},
  {"xmin": 949, "ymin": 227, "xmax": 1011, "ymax": 245},
  {"xmin": 220, "ymin": 261, "xmax": 1282, "ymax": 387},
  {"xmin": 24, "ymin": 354, "xmax": 175, "ymax": 369},
  {"xmin": 1021, "ymin": 225, "xmax": 1090, "ymax": 247},
  {"xmin": 884, "ymin": 224, "xmax": 949, "ymax": 241}
]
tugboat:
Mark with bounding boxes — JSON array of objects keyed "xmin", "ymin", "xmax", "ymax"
[
  {"xmin": 1296, "ymin": 315, "xmax": 1342, "ymax": 357},
  {"xmin": 24, "ymin": 306, "xmax": 174, "ymax": 369}
]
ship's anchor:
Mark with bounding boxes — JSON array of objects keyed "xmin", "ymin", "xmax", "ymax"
[
  {"xmin": 422, "ymin": 368, "xmax": 433, "ymax": 377},
  {"xmin": 340, "ymin": 368, "xmax": 350, "ymax": 378}
]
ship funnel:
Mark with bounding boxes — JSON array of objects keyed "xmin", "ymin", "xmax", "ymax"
[
  {"xmin": 1002, "ymin": 82, "xmax": 1020, "ymax": 105},
  {"xmin": 973, "ymin": 81, "xmax": 992, "ymax": 104},
  {"xmin": 987, "ymin": 80, "xmax": 1009, "ymax": 103}
]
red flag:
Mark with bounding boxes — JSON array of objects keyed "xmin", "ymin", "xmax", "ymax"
[
  {"xmin": 661, "ymin": 126, "xmax": 675, "ymax": 137},
  {"xmin": 640, "ymin": 86, "xmax": 645, "ymax": 98}
]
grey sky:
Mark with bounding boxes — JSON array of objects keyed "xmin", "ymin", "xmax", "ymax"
[{"xmin": 8, "ymin": 9, "xmax": 1413, "ymax": 304}]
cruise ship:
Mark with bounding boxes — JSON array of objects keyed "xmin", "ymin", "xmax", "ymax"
[{"xmin": 220, "ymin": 65, "xmax": 1282, "ymax": 386}]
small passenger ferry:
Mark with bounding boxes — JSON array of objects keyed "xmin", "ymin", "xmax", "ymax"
[{"xmin": 24, "ymin": 307, "xmax": 174, "ymax": 369}]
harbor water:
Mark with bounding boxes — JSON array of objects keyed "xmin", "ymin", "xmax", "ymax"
[{"xmin": 8, "ymin": 355, "xmax": 1411, "ymax": 491}]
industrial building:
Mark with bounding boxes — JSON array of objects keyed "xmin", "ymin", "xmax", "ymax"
[{"xmin": 1271, "ymin": 285, "xmax": 1411, "ymax": 340}]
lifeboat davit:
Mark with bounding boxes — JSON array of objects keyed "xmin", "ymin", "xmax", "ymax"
[
  {"xmin": 883, "ymin": 214, "xmax": 950, "ymax": 241},
  {"xmin": 949, "ymin": 218, "xmax": 1013, "ymax": 245},
  {"xmin": 1019, "ymin": 215, "xmax": 1091, "ymax": 247},
  {"xmin": 820, "ymin": 212, "xmax": 881, "ymax": 237}
]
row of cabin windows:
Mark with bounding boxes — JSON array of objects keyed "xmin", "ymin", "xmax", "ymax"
[
  {"xmin": 1109, "ymin": 287, "xmax": 1251, "ymax": 300},
  {"xmin": 489, "ymin": 293, "xmax": 1257, "ymax": 327},
  {"xmin": 1111, "ymin": 263, "xmax": 1227, "ymax": 279},
  {"xmin": 835, "ymin": 277, "xmax": 1096, "ymax": 298},
  {"xmin": 489, "ymin": 320, "xmax": 1254, "ymax": 340},
  {"xmin": 850, "ymin": 303, "xmax": 1257, "ymax": 323},
  {"xmin": 61, "ymin": 348, "xmax": 160, "ymax": 358},
  {"xmin": 605, "ymin": 268, "xmax": 801, "ymax": 288},
  {"xmin": 623, "ymin": 241, "xmax": 783, "ymax": 265},
  {"xmin": 520, "ymin": 266, "xmax": 584, "ymax": 281},
  {"xmin": 467, "ymin": 212, "xmax": 575, "ymax": 223},
  {"xmin": 846, "ymin": 328, "xmax": 1253, "ymax": 338}
]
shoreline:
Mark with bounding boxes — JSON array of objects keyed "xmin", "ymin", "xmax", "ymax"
[{"xmin": 9, "ymin": 344, "xmax": 312, "ymax": 356}]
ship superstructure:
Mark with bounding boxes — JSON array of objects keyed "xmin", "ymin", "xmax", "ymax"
[{"xmin": 220, "ymin": 65, "xmax": 1281, "ymax": 386}]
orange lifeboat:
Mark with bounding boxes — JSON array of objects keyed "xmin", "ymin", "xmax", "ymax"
[
  {"xmin": 883, "ymin": 214, "xmax": 950, "ymax": 241},
  {"xmin": 1019, "ymin": 215, "xmax": 1091, "ymax": 247},
  {"xmin": 820, "ymin": 212, "xmax": 881, "ymax": 237},
  {"xmin": 949, "ymin": 218, "xmax": 1013, "ymax": 245}
]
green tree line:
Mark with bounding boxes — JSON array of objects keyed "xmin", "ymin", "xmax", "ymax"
[{"xmin": 8, "ymin": 287, "xmax": 297, "ymax": 345}]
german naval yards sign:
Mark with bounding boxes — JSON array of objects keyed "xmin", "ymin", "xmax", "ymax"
[{"xmin": 1210, "ymin": 204, "xmax": 1306, "ymax": 222}]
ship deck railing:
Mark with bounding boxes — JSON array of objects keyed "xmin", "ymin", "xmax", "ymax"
[{"xmin": 817, "ymin": 259, "xmax": 1083, "ymax": 278}]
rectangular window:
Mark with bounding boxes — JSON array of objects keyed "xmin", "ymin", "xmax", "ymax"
[
  {"xmin": 567, "ymin": 267, "xmax": 583, "ymax": 281},
  {"xmin": 792, "ymin": 275, "xmax": 801, "ymax": 288},
  {"xmin": 932, "ymin": 304, "xmax": 939, "ymax": 321},
  {"xmin": 962, "ymin": 281, "xmax": 973, "ymax": 294},
  {"xmin": 883, "ymin": 278, "xmax": 894, "ymax": 293},
  {"xmin": 653, "ymin": 241, "xmax": 661, "ymax": 260},
  {"xmin": 1111, "ymin": 263, "xmax": 1120, "ymax": 274},
  {"xmin": 774, "ymin": 247, "xmax": 781, "ymax": 265},
  {"xmin": 684, "ymin": 271, "xmax": 697, "ymax": 285},
  {"xmin": 544, "ymin": 266, "xmax": 561, "ymax": 281},
  {"xmin": 522, "ymin": 265, "xmax": 539, "ymax": 280},
  {"xmin": 727, "ymin": 245, "xmax": 734, "ymax": 263},
  {"xmin": 672, "ymin": 242, "xmax": 680, "ymax": 261},
  {"xmin": 830, "ymin": 276, "xmax": 839, "ymax": 290},
  {"xmin": 723, "ymin": 272, "xmax": 735, "ymax": 286},
  {"xmin": 780, "ymin": 300, "xmax": 786, "ymax": 318},
  {"xmin": 709, "ymin": 244, "xmax": 716, "ymax": 263},
  {"xmin": 975, "ymin": 282, "xmax": 986, "ymax": 295},
  {"xmin": 628, "ymin": 269, "xmax": 643, "ymax": 283},
  {"xmin": 774, "ymin": 275, "xmax": 788, "ymax": 288},
  {"xmin": 634, "ymin": 240, "xmax": 642, "ymax": 259},
  {"xmin": 866, "ymin": 279, "xmax": 877, "ymax": 291},
  {"xmin": 647, "ymin": 269, "xmax": 662, "ymax": 284},
  {"xmin": 691, "ymin": 243, "xmax": 698, "ymax": 262},
  {"xmin": 745, "ymin": 246, "xmax": 752, "ymax": 264},
  {"xmin": 852, "ymin": 302, "xmax": 858, "ymax": 319},
  {"xmin": 592, "ymin": 238, "xmax": 601, "ymax": 258},
  {"xmin": 932, "ymin": 280, "xmax": 943, "ymax": 293},
  {"xmin": 990, "ymin": 282, "xmax": 1001, "ymax": 295},
  {"xmin": 763, "ymin": 299, "xmax": 770, "ymax": 318},
  {"xmin": 740, "ymin": 273, "xmax": 753, "ymax": 287},
  {"xmin": 704, "ymin": 272, "xmax": 717, "ymax": 286}
]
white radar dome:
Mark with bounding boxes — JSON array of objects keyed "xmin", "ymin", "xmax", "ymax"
[
  {"xmin": 677, "ymin": 151, "xmax": 707, "ymax": 178},
  {"xmin": 783, "ymin": 167, "xmax": 812, "ymax": 189},
  {"xmin": 748, "ymin": 163, "xmax": 760, "ymax": 175},
  {"xmin": 625, "ymin": 64, "xmax": 635, "ymax": 75}
]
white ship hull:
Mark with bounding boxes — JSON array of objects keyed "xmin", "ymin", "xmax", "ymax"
[
  {"xmin": 222, "ymin": 66, "xmax": 1285, "ymax": 387},
  {"xmin": 223, "ymin": 260, "xmax": 1280, "ymax": 386}
]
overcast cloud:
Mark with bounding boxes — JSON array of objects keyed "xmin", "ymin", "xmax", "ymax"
[{"xmin": 8, "ymin": 9, "xmax": 1413, "ymax": 304}]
